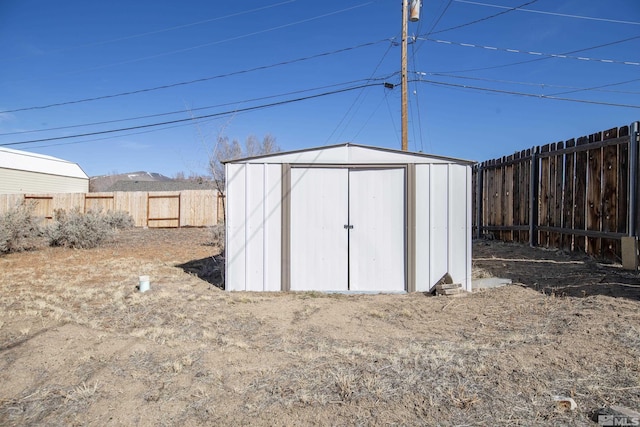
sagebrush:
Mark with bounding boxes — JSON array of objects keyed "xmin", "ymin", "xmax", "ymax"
[
  {"xmin": 0, "ymin": 201, "xmax": 44, "ymax": 253},
  {"xmin": 45, "ymin": 208, "xmax": 134, "ymax": 249},
  {"xmin": 102, "ymin": 210, "xmax": 135, "ymax": 230}
]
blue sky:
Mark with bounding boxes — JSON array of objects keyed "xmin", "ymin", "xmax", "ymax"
[{"xmin": 1, "ymin": 0, "xmax": 638, "ymax": 177}]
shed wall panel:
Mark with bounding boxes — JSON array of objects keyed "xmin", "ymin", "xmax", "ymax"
[
  {"xmin": 465, "ymin": 166, "xmax": 473, "ymax": 291},
  {"xmin": 263, "ymin": 164, "xmax": 282, "ymax": 291},
  {"xmin": 449, "ymin": 164, "xmax": 472, "ymax": 291},
  {"xmin": 415, "ymin": 165, "xmax": 431, "ymax": 292},
  {"xmin": 245, "ymin": 165, "xmax": 265, "ymax": 291},
  {"xmin": 429, "ymin": 164, "xmax": 450, "ymax": 286},
  {"xmin": 226, "ymin": 163, "xmax": 247, "ymax": 291}
]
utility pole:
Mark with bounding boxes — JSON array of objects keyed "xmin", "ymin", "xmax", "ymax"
[
  {"xmin": 401, "ymin": 0, "xmax": 421, "ymax": 152},
  {"xmin": 401, "ymin": 0, "xmax": 409, "ymax": 151}
]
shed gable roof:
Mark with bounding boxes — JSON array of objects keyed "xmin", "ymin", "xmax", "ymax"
[
  {"xmin": 0, "ymin": 147, "xmax": 88, "ymax": 179},
  {"xmin": 224, "ymin": 143, "xmax": 474, "ymax": 165}
]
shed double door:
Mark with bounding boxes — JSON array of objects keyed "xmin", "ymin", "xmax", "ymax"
[{"xmin": 290, "ymin": 167, "xmax": 405, "ymax": 292}]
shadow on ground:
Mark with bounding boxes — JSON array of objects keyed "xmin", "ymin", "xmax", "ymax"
[
  {"xmin": 177, "ymin": 255, "xmax": 225, "ymax": 289},
  {"xmin": 473, "ymin": 240, "xmax": 640, "ymax": 300}
]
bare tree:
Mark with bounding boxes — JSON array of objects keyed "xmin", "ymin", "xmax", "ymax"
[
  {"xmin": 209, "ymin": 134, "xmax": 280, "ymax": 222},
  {"xmin": 173, "ymin": 171, "xmax": 212, "ymax": 183},
  {"xmin": 209, "ymin": 134, "xmax": 280, "ymax": 183},
  {"xmin": 261, "ymin": 134, "xmax": 279, "ymax": 155},
  {"xmin": 209, "ymin": 136, "xmax": 242, "ymax": 184}
]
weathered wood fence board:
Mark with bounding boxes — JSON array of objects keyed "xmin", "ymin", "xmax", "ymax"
[
  {"xmin": 562, "ymin": 139, "xmax": 575, "ymax": 252},
  {"xmin": 539, "ymin": 144, "xmax": 551, "ymax": 247},
  {"xmin": 574, "ymin": 136, "xmax": 588, "ymax": 253},
  {"xmin": 0, "ymin": 190, "xmax": 222, "ymax": 228},
  {"xmin": 474, "ymin": 121, "xmax": 640, "ymax": 261},
  {"xmin": 602, "ymin": 128, "xmax": 619, "ymax": 259},
  {"xmin": 553, "ymin": 141, "xmax": 564, "ymax": 249},
  {"xmin": 618, "ymin": 127, "xmax": 630, "ymax": 236},
  {"xmin": 586, "ymin": 133, "xmax": 602, "ymax": 256},
  {"xmin": 518, "ymin": 149, "xmax": 530, "ymax": 243}
]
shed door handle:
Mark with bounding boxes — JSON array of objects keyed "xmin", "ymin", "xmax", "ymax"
[{"xmin": 344, "ymin": 224, "xmax": 353, "ymax": 229}]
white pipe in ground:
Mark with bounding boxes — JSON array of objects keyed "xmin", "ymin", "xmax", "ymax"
[{"xmin": 139, "ymin": 275, "xmax": 150, "ymax": 292}]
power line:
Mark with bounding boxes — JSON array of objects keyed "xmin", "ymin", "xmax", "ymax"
[
  {"xmin": 327, "ymin": 34, "xmax": 397, "ymax": 145},
  {"xmin": 350, "ymin": 90, "xmax": 389, "ymax": 142},
  {"xmin": 0, "ymin": 83, "xmax": 385, "ymax": 147},
  {"xmin": 548, "ymin": 78, "xmax": 640, "ymax": 97},
  {"xmin": 0, "ymin": 76, "xmax": 394, "ymax": 137},
  {"xmin": 8, "ymin": 0, "xmax": 298, "ymax": 61},
  {"xmin": 1, "ymin": 38, "xmax": 391, "ymax": 114},
  {"xmin": 422, "ymin": 72, "xmax": 640, "ymax": 95},
  {"xmin": 429, "ymin": 34, "xmax": 640, "ymax": 74},
  {"xmin": 416, "ymin": 0, "xmax": 563, "ymax": 148},
  {"xmin": 416, "ymin": 78, "xmax": 640, "ymax": 109},
  {"xmin": 383, "ymin": 89, "xmax": 401, "ymax": 147},
  {"xmin": 430, "ymin": 0, "xmax": 538, "ymax": 34},
  {"xmin": 421, "ymin": 37, "xmax": 640, "ymax": 66},
  {"xmin": 454, "ymin": 0, "xmax": 640, "ymax": 26},
  {"xmin": 20, "ymin": 20, "xmax": 632, "ymax": 117},
  {"xmin": 409, "ymin": 37, "xmax": 425, "ymax": 152},
  {"xmin": 412, "ymin": 0, "xmax": 533, "ymax": 56},
  {"xmin": 8, "ymin": 1, "xmax": 376, "ymax": 84},
  {"xmin": 424, "ymin": 0, "xmax": 454, "ymax": 36},
  {"xmin": 21, "ymin": 117, "xmax": 221, "ymax": 151}
]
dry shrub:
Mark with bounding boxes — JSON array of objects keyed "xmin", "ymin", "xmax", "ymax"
[
  {"xmin": 103, "ymin": 210, "xmax": 135, "ymax": 230},
  {"xmin": 210, "ymin": 224, "xmax": 225, "ymax": 252},
  {"xmin": 0, "ymin": 201, "xmax": 44, "ymax": 253},
  {"xmin": 45, "ymin": 208, "xmax": 132, "ymax": 249}
]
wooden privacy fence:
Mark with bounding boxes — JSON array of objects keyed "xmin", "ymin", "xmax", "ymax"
[
  {"xmin": 0, "ymin": 190, "xmax": 225, "ymax": 228},
  {"xmin": 473, "ymin": 122, "xmax": 640, "ymax": 261}
]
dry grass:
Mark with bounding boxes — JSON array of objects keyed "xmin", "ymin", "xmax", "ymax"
[{"xmin": 0, "ymin": 229, "xmax": 639, "ymax": 426}]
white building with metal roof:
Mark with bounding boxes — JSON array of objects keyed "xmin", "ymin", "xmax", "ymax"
[{"xmin": 0, "ymin": 147, "xmax": 89, "ymax": 194}]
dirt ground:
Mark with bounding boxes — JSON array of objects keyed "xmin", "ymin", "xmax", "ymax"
[{"xmin": 1, "ymin": 228, "xmax": 639, "ymax": 426}]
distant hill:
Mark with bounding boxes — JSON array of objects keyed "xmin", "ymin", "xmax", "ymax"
[{"xmin": 89, "ymin": 171, "xmax": 173, "ymax": 192}]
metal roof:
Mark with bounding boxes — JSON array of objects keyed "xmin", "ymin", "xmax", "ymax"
[
  {"xmin": 0, "ymin": 147, "xmax": 88, "ymax": 179},
  {"xmin": 223, "ymin": 143, "xmax": 476, "ymax": 165}
]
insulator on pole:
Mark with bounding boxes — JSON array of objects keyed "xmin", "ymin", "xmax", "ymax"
[{"xmin": 409, "ymin": 0, "xmax": 421, "ymax": 22}]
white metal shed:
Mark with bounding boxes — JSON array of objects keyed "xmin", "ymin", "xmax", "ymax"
[
  {"xmin": 0, "ymin": 147, "xmax": 89, "ymax": 194},
  {"xmin": 225, "ymin": 143, "xmax": 474, "ymax": 293}
]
